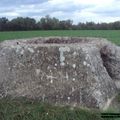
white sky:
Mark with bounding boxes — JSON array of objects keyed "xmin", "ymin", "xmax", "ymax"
[{"xmin": 0, "ymin": 0, "xmax": 120, "ymax": 23}]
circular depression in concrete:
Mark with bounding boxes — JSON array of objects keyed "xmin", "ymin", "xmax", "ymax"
[
  {"xmin": 8, "ymin": 37, "xmax": 106, "ymax": 45},
  {"xmin": 27, "ymin": 37, "xmax": 91, "ymax": 44}
]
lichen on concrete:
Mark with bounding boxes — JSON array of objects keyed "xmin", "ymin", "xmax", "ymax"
[{"xmin": 59, "ymin": 46, "xmax": 70, "ymax": 66}]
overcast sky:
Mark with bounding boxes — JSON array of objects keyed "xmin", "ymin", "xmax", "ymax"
[{"xmin": 0, "ymin": 0, "xmax": 120, "ymax": 24}]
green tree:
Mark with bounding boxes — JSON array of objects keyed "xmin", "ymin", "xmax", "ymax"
[
  {"xmin": 0, "ymin": 17, "xmax": 9, "ymax": 31},
  {"xmin": 10, "ymin": 17, "xmax": 36, "ymax": 31},
  {"xmin": 37, "ymin": 15, "xmax": 59, "ymax": 30}
]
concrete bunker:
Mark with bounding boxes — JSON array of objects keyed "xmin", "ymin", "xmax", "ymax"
[{"xmin": 0, "ymin": 37, "xmax": 119, "ymax": 109}]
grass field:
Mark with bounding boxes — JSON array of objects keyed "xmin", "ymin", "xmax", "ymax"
[
  {"xmin": 0, "ymin": 98, "xmax": 103, "ymax": 120},
  {"xmin": 0, "ymin": 98, "xmax": 120, "ymax": 120},
  {"xmin": 0, "ymin": 30, "xmax": 120, "ymax": 120},
  {"xmin": 0, "ymin": 30, "xmax": 120, "ymax": 45}
]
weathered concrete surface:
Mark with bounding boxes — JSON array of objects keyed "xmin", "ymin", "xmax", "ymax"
[
  {"xmin": 101, "ymin": 45, "xmax": 120, "ymax": 90},
  {"xmin": 0, "ymin": 37, "xmax": 118, "ymax": 109}
]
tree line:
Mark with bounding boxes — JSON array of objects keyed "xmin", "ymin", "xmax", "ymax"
[{"xmin": 0, "ymin": 15, "xmax": 120, "ymax": 31}]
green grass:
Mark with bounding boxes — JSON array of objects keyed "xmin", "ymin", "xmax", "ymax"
[
  {"xmin": 0, "ymin": 98, "xmax": 103, "ymax": 120},
  {"xmin": 0, "ymin": 30, "xmax": 120, "ymax": 45},
  {"xmin": 0, "ymin": 98, "xmax": 120, "ymax": 120}
]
